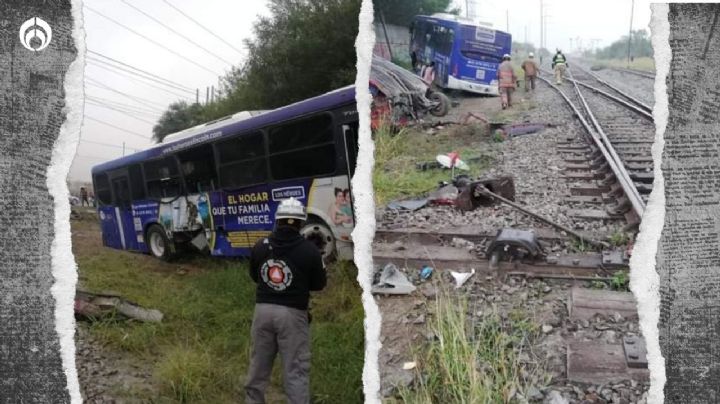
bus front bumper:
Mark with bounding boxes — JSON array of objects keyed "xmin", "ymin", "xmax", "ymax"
[{"xmin": 448, "ymin": 76, "xmax": 499, "ymax": 96}]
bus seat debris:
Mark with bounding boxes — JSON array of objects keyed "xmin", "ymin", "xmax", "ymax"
[
  {"xmin": 455, "ymin": 176, "xmax": 516, "ymax": 211},
  {"xmin": 372, "ymin": 264, "xmax": 416, "ymax": 295},
  {"xmin": 75, "ymin": 290, "xmax": 164, "ymax": 323}
]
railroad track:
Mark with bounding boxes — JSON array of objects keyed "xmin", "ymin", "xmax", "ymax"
[
  {"xmin": 606, "ymin": 66, "xmax": 655, "ymax": 80},
  {"xmin": 539, "ymin": 66, "xmax": 655, "ymax": 230}
]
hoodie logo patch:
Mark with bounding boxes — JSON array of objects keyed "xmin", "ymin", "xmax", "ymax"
[{"xmin": 261, "ymin": 259, "xmax": 293, "ymax": 291}]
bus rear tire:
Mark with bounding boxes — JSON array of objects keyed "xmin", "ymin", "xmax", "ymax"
[
  {"xmin": 428, "ymin": 91, "xmax": 450, "ymax": 117},
  {"xmin": 146, "ymin": 224, "xmax": 175, "ymax": 261},
  {"xmin": 300, "ymin": 219, "xmax": 336, "ymax": 261}
]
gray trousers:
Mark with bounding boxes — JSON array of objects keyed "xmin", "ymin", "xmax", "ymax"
[{"xmin": 245, "ymin": 303, "xmax": 311, "ymax": 404}]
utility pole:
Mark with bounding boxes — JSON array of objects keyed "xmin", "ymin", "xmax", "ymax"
[
  {"xmin": 466, "ymin": 0, "xmax": 469, "ymax": 18},
  {"xmin": 506, "ymin": 9, "xmax": 509, "ymax": 32},
  {"xmin": 540, "ymin": 0, "xmax": 543, "ymax": 52},
  {"xmin": 122, "ymin": 142, "xmax": 126, "ymax": 157},
  {"xmin": 379, "ymin": 8, "xmax": 393, "ymax": 61},
  {"xmin": 196, "ymin": 88, "xmax": 199, "ymax": 104},
  {"xmin": 627, "ymin": 0, "xmax": 635, "ymax": 67}
]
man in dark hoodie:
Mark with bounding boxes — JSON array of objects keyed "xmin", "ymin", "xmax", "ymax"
[{"xmin": 245, "ymin": 197, "xmax": 326, "ymax": 404}]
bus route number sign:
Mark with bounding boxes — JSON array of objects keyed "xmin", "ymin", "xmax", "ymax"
[
  {"xmin": 474, "ymin": 26, "xmax": 496, "ymax": 43},
  {"xmin": 475, "ymin": 69, "xmax": 486, "ymax": 80}
]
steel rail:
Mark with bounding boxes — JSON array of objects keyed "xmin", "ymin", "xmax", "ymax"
[
  {"xmin": 538, "ymin": 73, "xmax": 646, "ymax": 219},
  {"xmin": 577, "ymin": 66, "xmax": 653, "ymax": 112},
  {"xmin": 566, "ymin": 69, "xmax": 646, "ymax": 217},
  {"xmin": 569, "ymin": 79, "xmax": 653, "ymax": 118}
]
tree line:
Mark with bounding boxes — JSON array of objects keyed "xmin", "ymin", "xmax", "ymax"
[
  {"xmin": 152, "ymin": 0, "xmax": 458, "ymax": 142},
  {"xmin": 593, "ymin": 29, "xmax": 653, "ymax": 60}
]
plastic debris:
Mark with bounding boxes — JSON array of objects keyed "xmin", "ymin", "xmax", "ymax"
[
  {"xmin": 387, "ymin": 198, "xmax": 428, "ymax": 212},
  {"xmin": 402, "ymin": 361, "xmax": 417, "ymax": 370},
  {"xmin": 371, "ymin": 264, "xmax": 417, "ymax": 295},
  {"xmin": 450, "ymin": 269, "xmax": 476, "ymax": 289},
  {"xmin": 420, "ymin": 266, "xmax": 433, "ymax": 280}
]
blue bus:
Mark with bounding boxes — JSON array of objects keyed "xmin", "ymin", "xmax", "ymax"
[
  {"xmin": 410, "ymin": 14, "xmax": 512, "ymax": 95},
  {"xmin": 91, "ymin": 86, "xmax": 359, "ymax": 261}
]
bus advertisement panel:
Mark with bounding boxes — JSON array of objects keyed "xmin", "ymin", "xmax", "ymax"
[{"xmin": 97, "ymin": 175, "xmax": 353, "ymax": 258}]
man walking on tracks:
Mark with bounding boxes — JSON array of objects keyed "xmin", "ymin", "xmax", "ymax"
[
  {"xmin": 521, "ymin": 52, "xmax": 539, "ymax": 91},
  {"xmin": 552, "ymin": 49, "xmax": 568, "ymax": 85},
  {"xmin": 497, "ymin": 54, "xmax": 517, "ymax": 109},
  {"xmin": 245, "ymin": 197, "xmax": 327, "ymax": 404}
]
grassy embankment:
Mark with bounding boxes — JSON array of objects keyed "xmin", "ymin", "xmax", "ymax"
[
  {"xmin": 373, "ymin": 123, "xmax": 498, "ymax": 206},
  {"xmin": 591, "ymin": 56, "xmax": 655, "ymax": 72},
  {"xmin": 392, "ymin": 291, "xmax": 547, "ymax": 403},
  {"xmin": 73, "ymin": 216, "xmax": 364, "ymax": 403}
]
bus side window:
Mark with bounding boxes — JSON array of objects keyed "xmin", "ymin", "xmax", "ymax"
[
  {"xmin": 144, "ymin": 157, "xmax": 182, "ymax": 199},
  {"xmin": 216, "ymin": 131, "xmax": 267, "ymax": 189},
  {"xmin": 93, "ymin": 172, "xmax": 112, "ymax": 206},
  {"xmin": 128, "ymin": 164, "xmax": 146, "ymax": 200},
  {"xmin": 268, "ymin": 114, "xmax": 336, "ymax": 181},
  {"xmin": 178, "ymin": 144, "xmax": 218, "ymax": 193}
]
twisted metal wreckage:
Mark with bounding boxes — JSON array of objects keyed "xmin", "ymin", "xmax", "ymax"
[{"xmin": 369, "ymin": 55, "xmax": 450, "ymax": 127}]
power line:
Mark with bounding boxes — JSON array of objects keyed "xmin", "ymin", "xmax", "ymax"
[
  {"xmin": 79, "ymin": 138, "xmax": 142, "ymax": 152},
  {"xmin": 88, "ymin": 50, "xmax": 195, "ymax": 91},
  {"xmin": 84, "ymin": 5, "xmax": 222, "ymax": 76},
  {"xmin": 84, "ymin": 115, "xmax": 153, "ymax": 140},
  {"xmin": 85, "ymin": 77, "xmax": 168, "ymax": 110},
  {"xmin": 85, "ymin": 100, "xmax": 158, "ymax": 125},
  {"xmin": 86, "ymin": 64, "xmax": 195, "ymax": 101},
  {"xmin": 161, "ymin": 0, "xmax": 245, "ymax": 55},
  {"xmin": 120, "ymin": 0, "xmax": 236, "ymax": 66},
  {"xmin": 85, "ymin": 95, "xmax": 163, "ymax": 116},
  {"xmin": 88, "ymin": 57, "xmax": 195, "ymax": 96}
]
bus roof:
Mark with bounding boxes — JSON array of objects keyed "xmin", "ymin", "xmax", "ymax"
[
  {"xmin": 91, "ymin": 85, "xmax": 356, "ymax": 176},
  {"xmin": 415, "ymin": 14, "xmax": 500, "ymax": 31}
]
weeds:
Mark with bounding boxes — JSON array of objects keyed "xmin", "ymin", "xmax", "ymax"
[
  {"xmin": 609, "ymin": 231, "xmax": 630, "ymax": 247},
  {"xmin": 399, "ymin": 290, "xmax": 545, "ymax": 403},
  {"xmin": 75, "ymin": 220, "xmax": 363, "ymax": 403},
  {"xmin": 373, "ymin": 124, "xmax": 493, "ymax": 205},
  {"xmin": 611, "ymin": 270, "xmax": 629, "ymax": 291}
]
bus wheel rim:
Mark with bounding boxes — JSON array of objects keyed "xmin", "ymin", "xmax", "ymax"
[
  {"xmin": 150, "ymin": 232, "xmax": 165, "ymax": 257},
  {"xmin": 301, "ymin": 225, "xmax": 333, "ymax": 257}
]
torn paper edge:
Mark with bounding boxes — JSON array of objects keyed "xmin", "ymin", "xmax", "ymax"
[
  {"xmin": 48, "ymin": 1, "xmax": 85, "ymax": 402},
  {"xmin": 352, "ymin": 0, "xmax": 381, "ymax": 403},
  {"xmin": 629, "ymin": 4, "xmax": 668, "ymax": 404}
]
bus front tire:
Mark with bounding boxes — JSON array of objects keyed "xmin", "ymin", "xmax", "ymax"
[
  {"xmin": 428, "ymin": 91, "xmax": 450, "ymax": 117},
  {"xmin": 300, "ymin": 219, "xmax": 336, "ymax": 261},
  {"xmin": 146, "ymin": 225, "xmax": 175, "ymax": 261}
]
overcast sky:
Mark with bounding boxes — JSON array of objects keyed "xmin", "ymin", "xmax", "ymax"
[
  {"xmin": 71, "ymin": 0, "xmax": 270, "ymax": 182},
  {"xmin": 454, "ymin": 0, "xmax": 652, "ymax": 52}
]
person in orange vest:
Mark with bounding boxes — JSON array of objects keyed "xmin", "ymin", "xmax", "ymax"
[
  {"xmin": 497, "ymin": 54, "xmax": 517, "ymax": 109},
  {"xmin": 521, "ymin": 52, "xmax": 539, "ymax": 91}
]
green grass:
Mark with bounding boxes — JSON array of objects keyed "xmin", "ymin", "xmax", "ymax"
[
  {"xmin": 396, "ymin": 291, "xmax": 546, "ymax": 403},
  {"xmin": 373, "ymin": 124, "xmax": 495, "ymax": 205},
  {"xmin": 592, "ymin": 57, "xmax": 655, "ymax": 72},
  {"xmin": 75, "ymin": 221, "xmax": 364, "ymax": 403}
]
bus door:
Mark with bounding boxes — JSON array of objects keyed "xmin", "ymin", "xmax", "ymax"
[
  {"xmin": 342, "ymin": 122, "xmax": 359, "ymax": 222},
  {"xmin": 109, "ymin": 170, "xmax": 139, "ymax": 251}
]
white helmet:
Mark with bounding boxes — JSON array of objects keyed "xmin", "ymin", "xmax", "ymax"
[
  {"xmin": 502, "ymin": 53, "xmax": 511, "ymax": 59},
  {"xmin": 275, "ymin": 197, "xmax": 307, "ymax": 222},
  {"xmin": 528, "ymin": 52, "xmax": 534, "ymax": 57}
]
